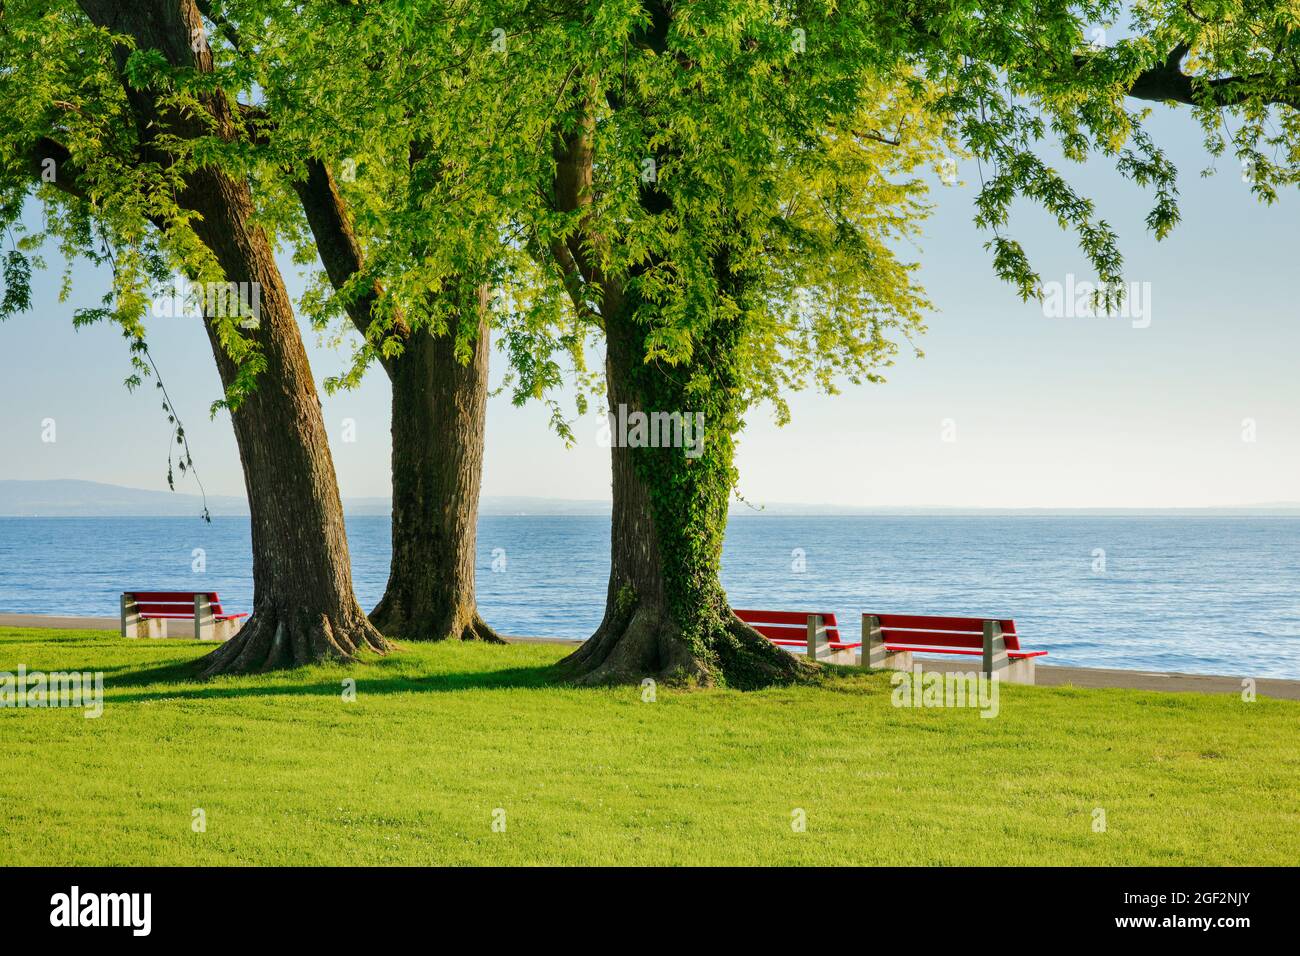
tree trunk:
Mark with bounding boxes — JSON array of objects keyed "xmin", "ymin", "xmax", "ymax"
[
  {"xmin": 290, "ymin": 159, "xmax": 499, "ymax": 643},
  {"xmin": 558, "ymin": 299, "xmax": 809, "ymax": 688},
  {"xmin": 190, "ymin": 172, "xmax": 391, "ymax": 677},
  {"xmin": 368, "ymin": 298, "xmax": 501, "ymax": 642},
  {"xmin": 75, "ymin": 0, "xmax": 390, "ymax": 676}
]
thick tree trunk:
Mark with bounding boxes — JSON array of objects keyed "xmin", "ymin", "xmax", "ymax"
[
  {"xmin": 368, "ymin": 300, "xmax": 501, "ymax": 642},
  {"xmin": 76, "ymin": 0, "xmax": 390, "ymax": 677},
  {"xmin": 190, "ymin": 173, "xmax": 390, "ymax": 677},
  {"xmin": 558, "ymin": 301, "xmax": 808, "ymax": 688}
]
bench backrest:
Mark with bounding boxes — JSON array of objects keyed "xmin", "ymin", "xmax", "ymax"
[
  {"xmin": 734, "ymin": 608, "xmax": 840, "ymax": 645},
  {"xmin": 872, "ymin": 613, "xmax": 1024, "ymax": 652},
  {"xmin": 125, "ymin": 591, "xmax": 228, "ymax": 617}
]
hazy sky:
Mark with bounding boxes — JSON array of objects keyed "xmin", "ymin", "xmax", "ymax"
[{"xmin": 2, "ymin": 105, "xmax": 1296, "ymax": 509}]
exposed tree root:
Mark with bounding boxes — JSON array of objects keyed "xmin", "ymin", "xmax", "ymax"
[
  {"xmin": 559, "ymin": 607, "xmax": 813, "ymax": 689},
  {"xmin": 369, "ymin": 598, "xmax": 504, "ymax": 644},
  {"xmin": 712, "ymin": 613, "xmax": 814, "ymax": 689},
  {"xmin": 197, "ymin": 603, "xmax": 392, "ymax": 678}
]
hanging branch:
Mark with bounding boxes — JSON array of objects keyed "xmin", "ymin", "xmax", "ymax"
[
  {"xmin": 93, "ymin": 226, "xmax": 213, "ymax": 522},
  {"xmin": 138, "ymin": 337, "xmax": 212, "ymax": 523}
]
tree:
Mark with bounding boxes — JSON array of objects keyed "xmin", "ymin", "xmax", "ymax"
[
  {"xmin": 531, "ymin": 0, "xmax": 1298, "ymax": 686},
  {"xmin": 0, "ymin": 0, "xmax": 389, "ymax": 675},
  {"xmin": 533, "ymin": 3, "xmax": 947, "ymax": 685}
]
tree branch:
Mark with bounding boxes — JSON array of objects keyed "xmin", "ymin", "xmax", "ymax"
[
  {"xmin": 290, "ymin": 157, "xmax": 408, "ymax": 366},
  {"xmin": 236, "ymin": 105, "xmax": 408, "ymax": 366},
  {"xmin": 1082, "ymin": 44, "xmax": 1300, "ymax": 110},
  {"xmin": 26, "ymin": 137, "xmax": 89, "ymax": 202}
]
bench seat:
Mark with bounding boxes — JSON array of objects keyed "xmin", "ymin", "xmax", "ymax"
[
  {"xmin": 135, "ymin": 612, "xmax": 247, "ymax": 621},
  {"xmin": 883, "ymin": 643, "xmax": 1047, "ymax": 659}
]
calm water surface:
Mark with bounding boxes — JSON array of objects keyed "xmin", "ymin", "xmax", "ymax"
[{"xmin": 1, "ymin": 515, "xmax": 1297, "ymax": 678}]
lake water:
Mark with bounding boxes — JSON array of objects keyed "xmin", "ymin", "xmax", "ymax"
[{"xmin": 1, "ymin": 515, "xmax": 1297, "ymax": 678}]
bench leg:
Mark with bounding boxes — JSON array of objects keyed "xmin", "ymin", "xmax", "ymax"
[
  {"xmin": 1003, "ymin": 657, "xmax": 1036, "ymax": 685},
  {"xmin": 825, "ymin": 647, "xmax": 857, "ymax": 665},
  {"xmin": 983, "ymin": 620, "xmax": 1008, "ymax": 681},
  {"xmin": 194, "ymin": 594, "xmax": 215, "ymax": 641},
  {"xmin": 805, "ymin": 614, "xmax": 826, "ymax": 662},
  {"xmin": 120, "ymin": 593, "xmax": 140, "ymax": 639},
  {"xmin": 862, "ymin": 614, "xmax": 911, "ymax": 671},
  {"xmin": 211, "ymin": 618, "xmax": 242, "ymax": 642}
]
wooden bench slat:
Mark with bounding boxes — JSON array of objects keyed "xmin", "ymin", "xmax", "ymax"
[
  {"xmin": 877, "ymin": 624, "xmax": 1026, "ymax": 652},
  {"xmin": 136, "ymin": 604, "xmax": 237, "ymax": 616},
  {"xmin": 869, "ymin": 612, "xmax": 1046, "ymax": 662},
  {"xmin": 125, "ymin": 592, "xmax": 243, "ymax": 619},
  {"xmin": 767, "ymin": 637, "xmax": 861, "ymax": 650},
  {"xmin": 747, "ymin": 623, "xmax": 843, "ymax": 643},
  {"xmin": 885, "ymin": 643, "xmax": 983, "ymax": 656},
  {"xmin": 884, "ymin": 643, "xmax": 1045, "ymax": 660},
  {"xmin": 137, "ymin": 616, "xmax": 245, "ymax": 624},
  {"xmin": 877, "ymin": 614, "xmax": 1017, "ymax": 634},
  {"xmin": 126, "ymin": 591, "xmax": 221, "ymax": 602},
  {"xmin": 734, "ymin": 608, "xmax": 838, "ymax": 628}
]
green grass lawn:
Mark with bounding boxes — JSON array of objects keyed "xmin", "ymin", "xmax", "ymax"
[{"xmin": 1, "ymin": 626, "xmax": 1297, "ymax": 865}]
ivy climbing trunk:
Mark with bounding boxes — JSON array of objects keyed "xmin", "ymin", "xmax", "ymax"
[
  {"xmin": 368, "ymin": 303, "xmax": 500, "ymax": 642},
  {"xmin": 558, "ymin": 294, "xmax": 807, "ymax": 688},
  {"xmin": 74, "ymin": 0, "xmax": 390, "ymax": 676}
]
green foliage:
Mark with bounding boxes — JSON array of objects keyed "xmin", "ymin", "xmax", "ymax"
[
  {"xmin": 2, "ymin": 1, "xmax": 1295, "ymax": 393},
  {"xmin": 0, "ymin": 0, "xmax": 267, "ymax": 410},
  {"xmin": 222, "ymin": 0, "xmax": 591, "ymax": 397},
  {"xmin": 4, "ymin": 2, "xmax": 1292, "ymax": 411},
  {"xmin": 179, "ymin": 0, "xmax": 1291, "ymax": 678},
  {"xmin": 0, "ymin": 249, "xmax": 32, "ymax": 318}
]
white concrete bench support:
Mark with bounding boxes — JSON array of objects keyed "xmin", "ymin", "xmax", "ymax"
[
  {"xmin": 121, "ymin": 593, "xmax": 140, "ymax": 639},
  {"xmin": 862, "ymin": 613, "xmax": 913, "ymax": 671},
  {"xmin": 806, "ymin": 614, "xmax": 826, "ymax": 662},
  {"xmin": 195, "ymin": 593, "xmax": 216, "ymax": 641}
]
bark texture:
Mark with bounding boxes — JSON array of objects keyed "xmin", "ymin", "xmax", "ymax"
[
  {"xmin": 190, "ymin": 185, "xmax": 390, "ymax": 676},
  {"xmin": 369, "ymin": 300, "xmax": 501, "ymax": 642},
  {"xmin": 76, "ymin": 0, "xmax": 389, "ymax": 676}
]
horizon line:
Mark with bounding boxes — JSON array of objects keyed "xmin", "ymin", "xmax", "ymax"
[{"xmin": 1, "ymin": 478, "xmax": 1298, "ymax": 515}]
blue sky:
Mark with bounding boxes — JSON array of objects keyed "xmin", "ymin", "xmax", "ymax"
[{"xmin": 2, "ymin": 104, "xmax": 1297, "ymax": 508}]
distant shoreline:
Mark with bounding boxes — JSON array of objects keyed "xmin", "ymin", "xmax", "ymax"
[{"xmin": 3, "ymin": 480, "xmax": 1299, "ymax": 519}]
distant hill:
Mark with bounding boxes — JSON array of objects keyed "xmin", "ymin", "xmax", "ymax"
[
  {"xmin": 0, "ymin": 479, "xmax": 249, "ymax": 517},
  {"xmin": 1, "ymin": 479, "xmax": 1298, "ymax": 517},
  {"xmin": 0, "ymin": 479, "xmax": 609, "ymax": 517}
]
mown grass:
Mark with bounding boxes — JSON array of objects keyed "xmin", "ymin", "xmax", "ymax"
[{"xmin": 1, "ymin": 626, "xmax": 1297, "ymax": 865}]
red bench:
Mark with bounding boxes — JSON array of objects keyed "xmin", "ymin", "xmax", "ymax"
[
  {"xmin": 862, "ymin": 613, "xmax": 1047, "ymax": 684},
  {"xmin": 733, "ymin": 609, "xmax": 862, "ymax": 664},
  {"xmin": 120, "ymin": 591, "xmax": 248, "ymax": 642}
]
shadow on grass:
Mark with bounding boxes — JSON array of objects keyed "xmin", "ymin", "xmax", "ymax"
[{"xmin": 104, "ymin": 651, "xmax": 565, "ymax": 705}]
